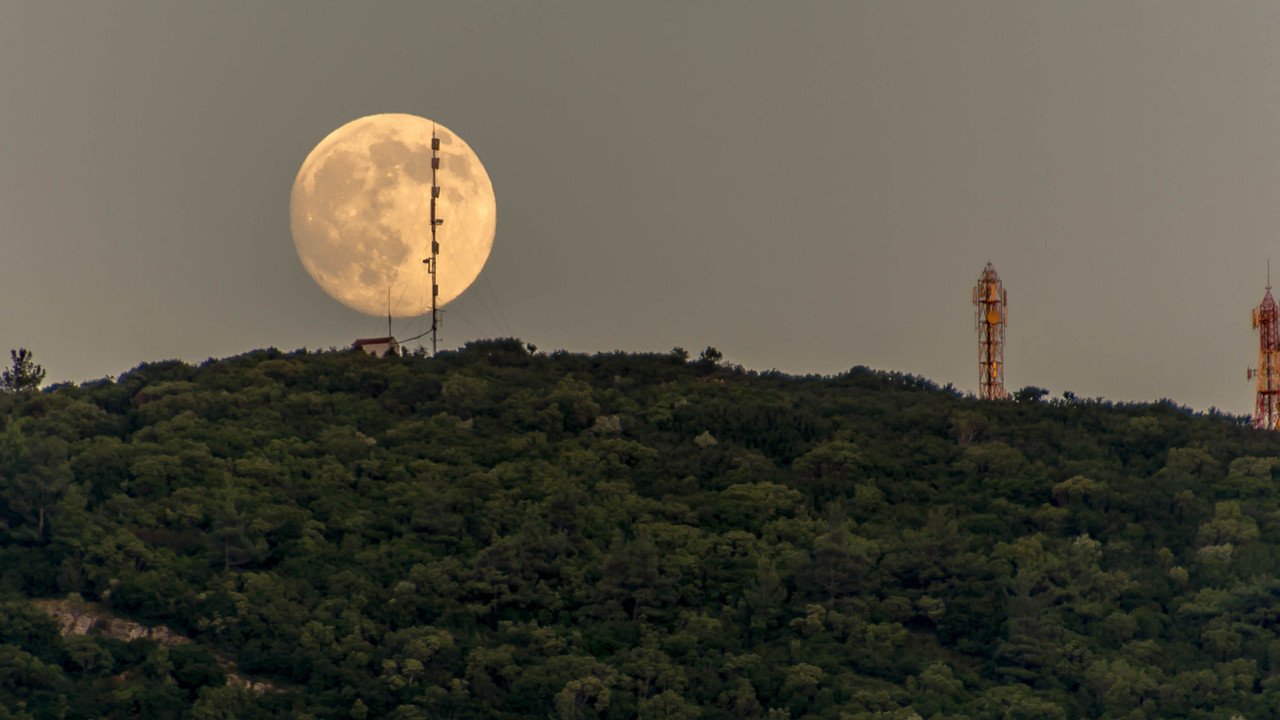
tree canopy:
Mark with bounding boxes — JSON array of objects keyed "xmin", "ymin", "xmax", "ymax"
[
  {"xmin": 2, "ymin": 348, "xmax": 45, "ymax": 392},
  {"xmin": 1, "ymin": 341, "xmax": 1279, "ymax": 719}
]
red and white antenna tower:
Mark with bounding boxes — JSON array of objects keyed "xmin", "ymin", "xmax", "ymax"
[
  {"xmin": 973, "ymin": 262, "xmax": 1008, "ymax": 400},
  {"xmin": 1248, "ymin": 265, "xmax": 1280, "ymax": 430}
]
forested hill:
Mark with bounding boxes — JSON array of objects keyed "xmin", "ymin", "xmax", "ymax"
[{"xmin": 4, "ymin": 341, "xmax": 1280, "ymax": 720}]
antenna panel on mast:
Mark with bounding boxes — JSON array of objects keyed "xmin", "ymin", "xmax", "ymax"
[{"xmin": 422, "ymin": 125, "xmax": 446, "ymax": 356}]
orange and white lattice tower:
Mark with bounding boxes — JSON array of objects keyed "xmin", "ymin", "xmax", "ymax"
[
  {"xmin": 973, "ymin": 262, "xmax": 1008, "ymax": 400},
  {"xmin": 1249, "ymin": 273, "xmax": 1280, "ymax": 430}
]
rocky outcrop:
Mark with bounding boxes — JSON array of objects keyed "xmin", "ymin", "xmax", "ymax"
[
  {"xmin": 35, "ymin": 598, "xmax": 186, "ymax": 645},
  {"xmin": 32, "ymin": 598, "xmax": 279, "ymax": 692}
]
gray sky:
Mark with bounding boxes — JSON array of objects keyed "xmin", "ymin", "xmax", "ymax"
[{"xmin": 2, "ymin": 2, "xmax": 1278, "ymax": 414}]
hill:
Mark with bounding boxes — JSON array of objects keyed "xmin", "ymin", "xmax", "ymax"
[{"xmin": 2, "ymin": 340, "xmax": 1279, "ymax": 719}]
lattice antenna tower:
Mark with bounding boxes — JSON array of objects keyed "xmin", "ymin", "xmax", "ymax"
[
  {"xmin": 1248, "ymin": 262, "xmax": 1280, "ymax": 430},
  {"xmin": 422, "ymin": 127, "xmax": 445, "ymax": 356},
  {"xmin": 972, "ymin": 262, "xmax": 1009, "ymax": 400}
]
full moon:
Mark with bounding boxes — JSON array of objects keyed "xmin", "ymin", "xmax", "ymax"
[{"xmin": 290, "ymin": 114, "xmax": 496, "ymax": 317}]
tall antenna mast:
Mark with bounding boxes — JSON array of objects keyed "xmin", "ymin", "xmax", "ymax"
[
  {"xmin": 1249, "ymin": 268, "xmax": 1280, "ymax": 430},
  {"xmin": 972, "ymin": 262, "xmax": 1009, "ymax": 400},
  {"xmin": 422, "ymin": 126, "xmax": 444, "ymax": 356}
]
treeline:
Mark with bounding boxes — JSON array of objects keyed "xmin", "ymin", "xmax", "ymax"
[{"xmin": 2, "ymin": 340, "xmax": 1280, "ymax": 719}]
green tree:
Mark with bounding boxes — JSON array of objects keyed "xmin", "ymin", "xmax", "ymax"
[
  {"xmin": 1, "ymin": 348, "xmax": 45, "ymax": 392},
  {"xmin": 0, "ymin": 425, "xmax": 73, "ymax": 538},
  {"xmin": 697, "ymin": 347, "xmax": 723, "ymax": 371}
]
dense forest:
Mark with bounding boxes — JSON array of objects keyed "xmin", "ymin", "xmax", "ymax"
[{"xmin": 2, "ymin": 340, "xmax": 1280, "ymax": 719}]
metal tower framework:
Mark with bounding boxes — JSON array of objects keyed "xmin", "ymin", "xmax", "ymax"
[
  {"xmin": 973, "ymin": 262, "xmax": 1008, "ymax": 400},
  {"xmin": 423, "ymin": 128, "xmax": 445, "ymax": 356},
  {"xmin": 1249, "ymin": 273, "xmax": 1280, "ymax": 430}
]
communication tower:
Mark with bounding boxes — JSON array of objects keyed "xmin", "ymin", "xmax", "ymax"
[
  {"xmin": 1248, "ymin": 268, "xmax": 1280, "ymax": 430},
  {"xmin": 422, "ymin": 128, "xmax": 445, "ymax": 356},
  {"xmin": 972, "ymin": 262, "xmax": 1008, "ymax": 400}
]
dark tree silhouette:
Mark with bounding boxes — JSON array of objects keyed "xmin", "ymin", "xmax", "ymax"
[
  {"xmin": 2, "ymin": 348, "xmax": 45, "ymax": 392},
  {"xmin": 697, "ymin": 346, "xmax": 722, "ymax": 371}
]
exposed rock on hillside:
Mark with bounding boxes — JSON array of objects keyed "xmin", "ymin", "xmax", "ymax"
[
  {"xmin": 36, "ymin": 598, "xmax": 185, "ymax": 644},
  {"xmin": 33, "ymin": 598, "xmax": 278, "ymax": 692}
]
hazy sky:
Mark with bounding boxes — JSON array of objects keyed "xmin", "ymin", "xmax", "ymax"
[{"xmin": 2, "ymin": 2, "xmax": 1279, "ymax": 414}]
